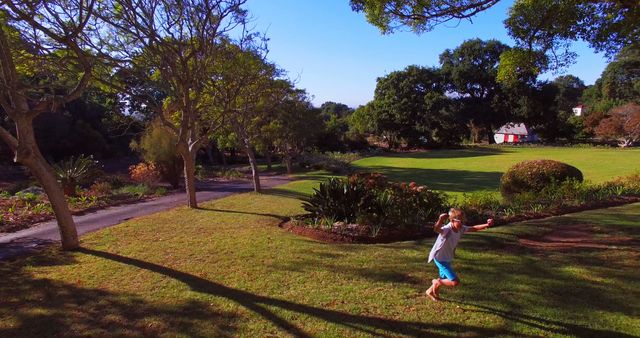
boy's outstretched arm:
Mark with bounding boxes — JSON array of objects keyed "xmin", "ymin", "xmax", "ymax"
[
  {"xmin": 468, "ymin": 219, "xmax": 494, "ymax": 232},
  {"xmin": 433, "ymin": 213, "xmax": 448, "ymax": 234}
]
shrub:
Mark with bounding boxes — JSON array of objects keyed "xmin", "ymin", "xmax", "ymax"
[
  {"xmin": 114, "ymin": 184, "xmax": 151, "ymax": 198},
  {"xmin": 89, "ymin": 182, "xmax": 113, "ymax": 196},
  {"xmin": 217, "ymin": 168, "xmax": 245, "ymax": 180},
  {"xmin": 52, "ymin": 154, "xmax": 101, "ymax": 196},
  {"xmin": 456, "ymin": 191, "xmax": 501, "ymax": 223},
  {"xmin": 500, "ymin": 159, "xmax": 583, "ymax": 198},
  {"xmin": 296, "ymin": 152, "xmax": 353, "ymax": 174},
  {"xmin": 154, "ymin": 187, "xmax": 168, "ymax": 196},
  {"xmin": 131, "ymin": 121, "xmax": 182, "ymax": 188},
  {"xmin": 302, "ymin": 173, "xmax": 447, "ymax": 234},
  {"xmin": 129, "ymin": 163, "xmax": 161, "ymax": 186},
  {"xmin": 97, "ymin": 175, "xmax": 129, "ymax": 189}
]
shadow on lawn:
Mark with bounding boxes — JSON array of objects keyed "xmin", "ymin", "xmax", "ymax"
[
  {"xmin": 359, "ymin": 166, "xmax": 503, "ymax": 193},
  {"xmin": 263, "ymin": 187, "xmax": 310, "ymax": 200},
  {"xmin": 0, "ymin": 252, "xmax": 238, "ymax": 337},
  {"xmin": 379, "ymin": 147, "xmax": 509, "ymax": 160},
  {"xmin": 73, "ymin": 248, "xmax": 529, "ymax": 337},
  {"xmin": 199, "ymin": 207, "xmax": 289, "ymax": 222},
  {"xmin": 445, "ymin": 299, "xmax": 636, "ymax": 338}
]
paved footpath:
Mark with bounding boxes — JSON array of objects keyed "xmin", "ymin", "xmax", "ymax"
[{"xmin": 0, "ymin": 175, "xmax": 292, "ymax": 260}]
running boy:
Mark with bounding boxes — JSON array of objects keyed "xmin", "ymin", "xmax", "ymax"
[{"xmin": 425, "ymin": 208, "xmax": 493, "ymax": 301}]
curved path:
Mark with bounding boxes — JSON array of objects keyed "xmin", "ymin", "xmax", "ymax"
[{"xmin": 0, "ymin": 174, "xmax": 292, "ymax": 260}]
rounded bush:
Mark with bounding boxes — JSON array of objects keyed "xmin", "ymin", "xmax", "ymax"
[{"xmin": 500, "ymin": 160, "xmax": 583, "ymax": 197}]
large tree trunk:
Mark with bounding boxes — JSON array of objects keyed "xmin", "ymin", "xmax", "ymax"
[
  {"xmin": 284, "ymin": 154, "xmax": 293, "ymax": 175},
  {"xmin": 177, "ymin": 145, "xmax": 198, "ymax": 208},
  {"xmin": 13, "ymin": 119, "xmax": 79, "ymax": 250},
  {"xmin": 244, "ymin": 145, "xmax": 261, "ymax": 193}
]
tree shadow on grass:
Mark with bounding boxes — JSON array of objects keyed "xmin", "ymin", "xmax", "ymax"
[
  {"xmin": 0, "ymin": 253, "xmax": 239, "ymax": 337},
  {"xmin": 75, "ymin": 248, "xmax": 530, "ymax": 337},
  {"xmin": 379, "ymin": 147, "xmax": 509, "ymax": 160},
  {"xmin": 198, "ymin": 207, "xmax": 289, "ymax": 222},
  {"xmin": 443, "ymin": 299, "xmax": 637, "ymax": 338},
  {"xmin": 263, "ymin": 187, "xmax": 310, "ymax": 200},
  {"xmin": 358, "ymin": 166, "xmax": 503, "ymax": 193}
]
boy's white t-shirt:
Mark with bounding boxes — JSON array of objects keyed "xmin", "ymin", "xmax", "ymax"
[{"xmin": 428, "ymin": 223, "xmax": 470, "ymax": 263}]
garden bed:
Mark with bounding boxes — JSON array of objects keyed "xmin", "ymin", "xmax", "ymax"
[
  {"xmin": 0, "ymin": 186, "xmax": 170, "ymax": 235},
  {"xmin": 282, "ymin": 219, "xmax": 434, "ymax": 244},
  {"xmin": 283, "ymin": 196, "xmax": 640, "ymax": 244}
]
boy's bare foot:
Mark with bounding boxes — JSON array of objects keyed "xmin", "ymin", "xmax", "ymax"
[
  {"xmin": 431, "ymin": 279, "xmax": 441, "ymax": 298},
  {"xmin": 425, "ymin": 288, "xmax": 438, "ymax": 302}
]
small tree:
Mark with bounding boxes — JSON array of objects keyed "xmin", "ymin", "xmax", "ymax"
[
  {"xmin": 595, "ymin": 103, "xmax": 640, "ymax": 147},
  {"xmin": 100, "ymin": 0, "xmax": 249, "ymax": 208},
  {"xmin": 131, "ymin": 121, "xmax": 182, "ymax": 188}
]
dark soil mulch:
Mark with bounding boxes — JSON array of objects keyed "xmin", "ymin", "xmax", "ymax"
[
  {"xmin": 518, "ymin": 223, "xmax": 640, "ymax": 251},
  {"xmin": 284, "ymin": 196, "xmax": 640, "ymax": 244},
  {"xmin": 281, "ymin": 222, "xmax": 435, "ymax": 244}
]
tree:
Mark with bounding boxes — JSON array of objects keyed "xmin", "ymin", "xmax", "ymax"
[
  {"xmin": 527, "ymin": 75, "xmax": 585, "ymax": 142},
  {"xmin": 100, "ymin": 0, "xmax": 249, "ymax": 207},
  {"xmin": 0, "ymin": 0, "xmax": 104, "ymax": 250},
  {"xmin": 439, "ymin": 39, "xmax": 511, "ymax": 142},
  {"xmin": 580, "ymin": 46, "xmax": 640, "ymax": 135},
  {"xmin": 268, "ymin": 87, "xmax": 321, "ymax": 174},
  {"xmin": 349, "ymin": 0, "xmax": 500, "ymax": 34},
  {"xmin": 351, "ymin": 0, "xmax": 640, "ymax": 80},
  {"xmin": 595, "ymin": 102, "xmax": 640, "ymax": 147},
  {"xmin": 317, "ymin": 101, "xmax": 353, "ymax": 151},
  {"xmin": 368, "ymin": 65, "xmax": 452, "ymax": 148},
  {"xmin": 207, "ymin": 40, "xmax": 282, "ymax": 193}
]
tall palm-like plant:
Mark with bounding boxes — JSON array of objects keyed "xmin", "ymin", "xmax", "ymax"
[{"xmin": 53, "ymin": 155, "xmax": 100, "ymax": 196}]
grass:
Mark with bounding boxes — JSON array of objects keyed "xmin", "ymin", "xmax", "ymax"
[
  {"xmin": 352, "ymin": 146, "xmax": 640, "ymax": 197},
  {"xmin": 1, "ymin": 178, "xmax": 639, "ymax": 336}
]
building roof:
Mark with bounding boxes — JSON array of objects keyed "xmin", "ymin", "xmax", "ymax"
[{"xmin": 495, "ymin": 123, "xmax": 530, "ymax": 135}]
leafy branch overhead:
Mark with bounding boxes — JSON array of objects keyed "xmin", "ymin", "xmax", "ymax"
[{"xmin": 350, "ymin": 0, "xmax": 640, "ymax": 83}]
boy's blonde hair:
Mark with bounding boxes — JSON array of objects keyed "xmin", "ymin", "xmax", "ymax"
[{"xmin": 448, "ymin": 207, "xmax": 466, "ymax": 223}]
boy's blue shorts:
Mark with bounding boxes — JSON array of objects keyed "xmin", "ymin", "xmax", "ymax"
[{"xmin": 434, "ymin": 259, "xmax": 458, "ymax": 281}]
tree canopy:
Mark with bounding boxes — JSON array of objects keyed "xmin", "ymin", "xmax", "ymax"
[{"xmin": 351, "ymin": 0, "xmax": 640, "ymax": 81}]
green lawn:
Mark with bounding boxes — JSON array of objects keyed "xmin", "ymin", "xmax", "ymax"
[
  {"xmin": 1, "ymin": 180, "xmax": 639, "ymax": 336},
  {"xmin": 353, "ymin": 146, "xmax": 640, "ymax": 196}
]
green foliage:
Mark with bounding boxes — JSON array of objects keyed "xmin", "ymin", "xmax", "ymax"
[
  {"xmin": 296, "ymin": 152, "xmax": 356, "ymax": 174},
  {"xmin": 14, "ymin": 191, "xmax": 39, "ymax": 204},
  {"xmin": 97, "ymin": 175, "xmax": 129, "ymax": 189},
  {"xmin": 582, "ymin": 46, "xmax": 640, "ymax": 114},
  {"xmin": 131, "ymin": 121, "xmax": 182, "ymax": 188},
  {"xmin": 368, "ymin": 65, "xmax": 454, "ymax": 147},
  {"xmin": 196, "ymin": 166, "xmax": 245, "ymax": 180},
  {"xmin": 154, "ymin": 187, "xmax": 168, "ymax": 196},
  {"xmin": 500, "ymin": 159, "xmax": 583, "ymax": 198},
  {"xmin": 114, "ymin": 184, "xmax": 152, "ymax": 198},
  {"xmin": 352, "ymin": 0, "xmax": 639, "ymax": 80},
  {"xmin": 52, "ymin": 155, "xmax": 101, "ymax": 196},
  {"xmin": 303, "ymin": 173, "xmax": 447, "ymax": 233},
  {"xmin": 439, "ymin": 39, "xmax": 513, "ymax": 142}
]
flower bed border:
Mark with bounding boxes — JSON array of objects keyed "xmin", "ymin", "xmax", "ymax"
[
  {"xmin": 283, "ymin": 196, "xmax": 640, "ymax": 244},
  {"xmin": 0, "ymin": 194, "xmax": 158, "ymax": 234}
]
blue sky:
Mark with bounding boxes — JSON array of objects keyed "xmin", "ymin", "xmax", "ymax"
[{"xmin": 245, "ymin": 0, "xmax": 608, "ymax": 108}]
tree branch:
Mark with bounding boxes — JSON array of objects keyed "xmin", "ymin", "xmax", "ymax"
[{"xmin": 0, "ymin": 124, "xmax": 18, "ymax": 152}]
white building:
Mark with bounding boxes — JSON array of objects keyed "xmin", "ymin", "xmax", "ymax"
[
  {"xmin": 494, "ymin": 123, "xmax": 537, "ymax": 144},
  {"xmin": 572, "ymin": 105, "xmax": 584, "ymax": 116}
]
